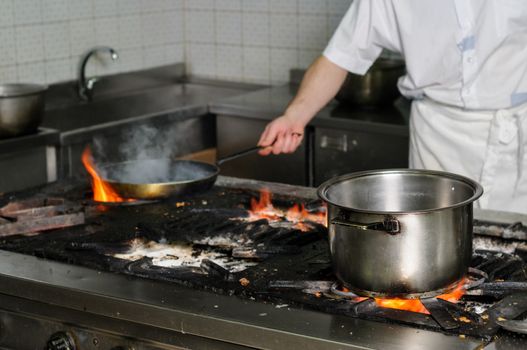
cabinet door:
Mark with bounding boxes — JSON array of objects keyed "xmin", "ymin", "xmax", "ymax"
[
  {"xmin": 314, "ymin": 127, "xmax": 408, "ymax": 186},
  {"xmin": 0, "ymin": 147, "xmax": 50, "ymax": 192},
  {"xmin": 217, "ymin": 115, "xmax": 307, "ymax": 186}
]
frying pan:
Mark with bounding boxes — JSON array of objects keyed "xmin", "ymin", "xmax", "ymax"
[{"xmin": 96, "ymin": 146, "xmax": 263, "ymax": 200}]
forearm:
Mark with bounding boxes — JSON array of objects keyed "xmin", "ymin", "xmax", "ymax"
[{"xmin": 284, "ymin": 56, "xmax": 348, "ymax": 124}]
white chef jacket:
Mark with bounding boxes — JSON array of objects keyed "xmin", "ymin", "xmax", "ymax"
[{"xmin": 323, "ymin": 0, "xmax": 527, "ymax": 214}]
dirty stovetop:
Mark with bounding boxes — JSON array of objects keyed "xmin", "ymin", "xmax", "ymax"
[{"xmin": 1, "ymin": 179, "xmax": 527, "ymax": 343}]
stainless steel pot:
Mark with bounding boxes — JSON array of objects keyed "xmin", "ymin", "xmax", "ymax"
[
  {"xmin": 335, "ymin": 57, "xmax": 405, "ymax": 106},
  {"xmin": 317, "ymin": 169, "xmax": 483, "ymax": 298},
  {"xmin": 0, "ymin": 84, "xmax": 47, "ymax": 139}
]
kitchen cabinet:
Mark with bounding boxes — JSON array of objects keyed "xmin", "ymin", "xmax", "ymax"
[
  {"xmin": 215, "ymin": 115, "xmax": 409, "ymax": 188},
  {"xmin": 216, "ymin": 115, "xmax": 308, "ymax": 186},
  {"xmin": 314, "ymin": 126, "xmax": 408, "ymax": 186},
  {"xmin": 0, "ymin": 129, "xmax": 59, "ymax": 193},
  {"xmin": 210, "ymin": 84, "xmax": 411, "ymax": 188}
]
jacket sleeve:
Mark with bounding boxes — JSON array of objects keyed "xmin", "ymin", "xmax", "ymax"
[{"xmin": 323, "ymin": 0, "xmax": 401, "ymax": 75}]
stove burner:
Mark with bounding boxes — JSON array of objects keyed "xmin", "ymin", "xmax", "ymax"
[
  {"xmin": 343, "ymin": 281, "xmax": 464, "ymax": 300},
  {"xmin": 330, "ymin": 282, "xmax": 360, "ymax": 298},
  {"xmin": 327, "ymin": 268, "xmax": 488, "ymax": 302},
  {"xmin": 464, "ymin": 267, "xmax": 488, "ymax": 290},
  {"xmin": 0, "ymin": 197, "xmax": 85, "ymax": 237}
]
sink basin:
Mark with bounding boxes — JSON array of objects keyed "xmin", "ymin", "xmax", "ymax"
[{"xmin": 43, "ymin": 83, "xmax": 247, "ymax": 133}]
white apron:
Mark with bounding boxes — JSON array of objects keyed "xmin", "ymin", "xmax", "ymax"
[{"xmin": 409, "ymin": 98, "xmax": 527, "ymax": 214}]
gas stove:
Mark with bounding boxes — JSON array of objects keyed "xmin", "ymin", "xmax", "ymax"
[{"xmin": 0, "ymin": 176, "xmax": 526, "ymax": 349}]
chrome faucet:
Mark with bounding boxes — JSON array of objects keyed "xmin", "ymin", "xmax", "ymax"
[{"xmin": 77, "ymin": 46, "xmax": 119, "ymax": 101}]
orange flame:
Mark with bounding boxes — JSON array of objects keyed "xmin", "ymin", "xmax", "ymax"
[
  {"xmin": 248, "ymin": 189, "xmax": 326, "ymax": 230},
  {"xmin": 375, "ymin": 298, "xmax": 430, "ymax": 314},
  {"xmin": 374, "ymin": 278, "xmax": 468, "ymax": 314},
  {"xmin": 81, "ymin": 147, "xmax": 134, "ymax": 203}
]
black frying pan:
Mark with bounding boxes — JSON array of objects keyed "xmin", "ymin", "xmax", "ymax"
[{"xmin": 97, "ymin": 146, "xmax": 262, "ymax": 200}]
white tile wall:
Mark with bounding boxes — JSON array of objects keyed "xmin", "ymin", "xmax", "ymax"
[
  {"xmin": 68, "ymin": 0, "xmax": 94, "ymax": 20},
  {"xmin": 215, "ymin": 0, "xmax": 241, "ymax": 11},
  {"xmin": 186, "ymin": 10, "xmax": 215, "ymax": 43},
  {"xmin": 0, "ymin": 64, "xmax": 17, "ymax": 82},
  {"xmin": 243, "ymin": 46, "xmax": 270, "ymax": 82},
  {"xmin": 0, "ymin": 0, "xmax": 186, "ymax": 85},
  {"xmin": 270, "ymin": 48, "xmax": 298, "ymax": 83},
  {"xmin": 142, "ymin": 13, "xmax": 167, "ymax": 46},
  {"xmin": 14, "ymin": 0, "xmax": 42, "ymax": 25},
  {"xmin": 299, "ymin": 0, "xmax": 327, "ymax": 14},
  {"xmin": 0, "ymin": 0, "xmax": 352, "ymax": 85},
  {"xmin": 45, "ymin": 58, "xmax": 71, "ymax": 83},
  {"xmin": 41, "ymin": 0, "xmax": 69, "ymax": 23},
  {"xmin": 298, "ymin": 14, "xmax": 327, "ymax": 49},
  {"xmin": 16, "ymin": 25, "xmax": 45, "ymax": 63},
  {"xmin": 95, "ymin": 18, "xmax": 120, "ymax": 50},
  {"xmin": 165, "ymin": 43, "xmax": 185, "ymax": 62},
  {"xmin": 216, "ymin": 45, "xmax": 242, "ymax": 80},
  {"xmin": 270, "ymin": 14, "xmax": 298, "ymax": 49},
  {"xmin": 143, "ymin": 45, "xmax": 166, "ymax": 67},
  {"xmin": 188, "ymin": 43, "xmax": 216, "ymax": 77},
  {"xmin": 269, "ymin": 0, "xmax": 297, "ymax": 14},
  {"xmin": 242, "ymin": 0, "xmax": 269, "ymax": 12},
  {"xmin": 165, "ymin": 11, "xmax": 184, "ymax": 44},
  {"xmin": 186, "ymin": 0, "xmax": 352, "ymax": 84},
  {"xmin": 43, "ymin": 22, "xmax": 71, "ymax": 60},
  {"xmin": 94, "ymin": 0, "xmax": 119, "ymax": 18},
  {"xmin": 242, "ymin": 12, "xmax": 269, "ymax": 47},
  {"xmin": 0, "ymin": 0, "xmax": 14, "ymax": 27},
  {"xmin": 186, "ymin": 0, "xmax": 214, "ymax": 10},
  {"xmin": 118, "ymin": 15, "xmax": 144, "ymax": 49},
  {"xmin": 0, "ymin": 27, "xmax": 17, "ymax": 66},
  {"xmin": 17, "ymin": 61, "xmax": 46, "ymax": 84},
  {"xmin": 215, "ymin": 12, "xmax": 242, "ymax": 45}
]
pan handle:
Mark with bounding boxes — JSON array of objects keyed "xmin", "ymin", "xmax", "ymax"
[
  {"xmin": 217, "ymin": 133, "xmax": 304, "ymax": 166},
  {"xmin": 331, "ymin": 218, "xmax": 401, "ymax": 234},
  {"xmin": 216, "ymin": 146, "xmax": 263, "ymax": 166}
]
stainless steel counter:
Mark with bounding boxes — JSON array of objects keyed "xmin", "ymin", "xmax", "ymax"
[
  {"xmin": 0, "ymin": 248, "xmax": 484, "ymax": 350},
  {"xmin": 209, "ymin": 84, "xmax": 410, "ymax": 137},
  {"xmin": 40, "ymin": 64, "xmax": 265, "ymax": 179},
  {"xmin": 0, "ymin": 127, "xmax": 59, "ymax": 155}
]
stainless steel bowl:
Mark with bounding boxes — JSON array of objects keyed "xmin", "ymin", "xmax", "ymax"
[
  {"xmin": 0, "ymin": 83, "xmax": 48, "ymax": 139},
  {"xmin": 335, "ymin": 58, "xmax": 405, "ymax": 106}
]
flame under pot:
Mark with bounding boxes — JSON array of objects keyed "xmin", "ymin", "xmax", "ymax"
[{"xmin": 318, "ymin": 169, "xmax": 483, "ymax": 299}]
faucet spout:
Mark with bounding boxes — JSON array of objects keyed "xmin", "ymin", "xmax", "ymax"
[{"xmin": 78, "ymin": 46, "xmax": 119, "ymax": 101}]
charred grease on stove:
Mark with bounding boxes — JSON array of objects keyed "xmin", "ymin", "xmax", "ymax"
[{"xmin": 3, "ymin": 180, "xmax": 527, "ymax": 340}]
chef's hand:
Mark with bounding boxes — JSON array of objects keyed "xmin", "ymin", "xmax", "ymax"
[{"xmin": 257, "ymin": 115, "xmax": 305, "ymax": 155}]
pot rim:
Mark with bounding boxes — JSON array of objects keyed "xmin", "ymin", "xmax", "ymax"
[
  {"xmin": 317, "ymin": 168, "xmax": 484, "ymax": 214},
  {"xmin": 0, "ymin": 83, "xmax": 48, "ymax": 98}
]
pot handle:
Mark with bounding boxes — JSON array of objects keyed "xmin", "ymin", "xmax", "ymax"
[{"xmin": 331, "ymin": 218, "xmax": 401, "ymax": 234}]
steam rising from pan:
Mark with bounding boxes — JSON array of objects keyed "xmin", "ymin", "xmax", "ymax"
[
  {"xmin": 101, "ymin": 159, "xmax": 214, "ymax": 184},
  {"xmin": 92, "ymin": 122, "xmax": 200, "ymax": 183}
]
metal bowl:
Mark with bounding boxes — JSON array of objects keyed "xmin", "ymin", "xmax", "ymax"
[
  {"xmin": 0, "ymin": 83, "xmax": 48, "ymax": 139},
  {"xmin": 335, "ymin": 58, "xmax": 405, "ymax": 106}
]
